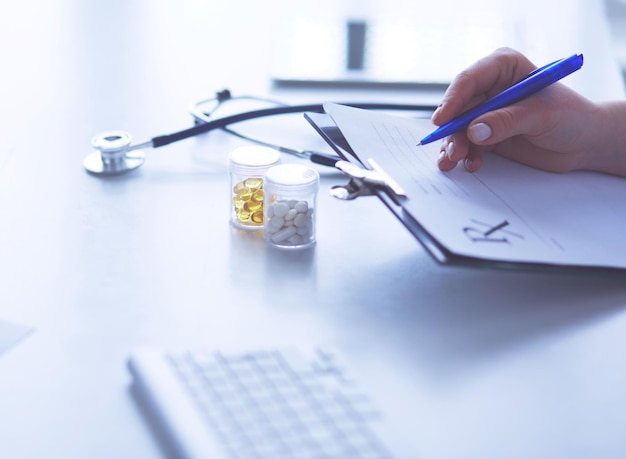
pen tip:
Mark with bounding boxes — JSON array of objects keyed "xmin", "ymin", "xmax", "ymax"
[{"xmin": 416, "ymin": 142, "xmax": 422, "ymax": 146}]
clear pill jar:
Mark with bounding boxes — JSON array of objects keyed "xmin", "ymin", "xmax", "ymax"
[
  {"xmin": 264, "ymin": 164, "xmax": 320, "ymax": 249},
  {"xmin": 228, "ymin": 146, "xmax": 280, "ymax": 229}
]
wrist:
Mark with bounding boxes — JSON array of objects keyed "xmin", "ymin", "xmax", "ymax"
[{"xmin": 585, "ymin": 101, "xmax": 626, "ymax": 177}]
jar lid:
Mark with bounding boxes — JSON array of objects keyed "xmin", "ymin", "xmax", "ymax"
[
  {"xmin": 264, "ymin": 164, "xmax": 319, "ymax": 192},
  {"xmin": 228, "ymin": 146, "xmax": 281, "ymax": 173}
]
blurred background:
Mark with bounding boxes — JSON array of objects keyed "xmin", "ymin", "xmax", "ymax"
[
  {"xmin": 272, "ymin": 0, "xmax": 626, "ymax": 89},
  {"xmin": 606, "ymin": 0, "xmax": 626, "ymax": 76},
  {"xmin": 0, "ymin": 0, "xmax": 624, "ymax": 158}
]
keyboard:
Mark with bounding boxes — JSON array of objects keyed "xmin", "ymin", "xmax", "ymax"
[{"xmin": 128, "ymin": 348, "xmax": 392, "ymax": 459}]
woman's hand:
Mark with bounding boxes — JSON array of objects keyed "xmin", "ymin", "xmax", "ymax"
[{"xmin": 433, "ymin": 47, "xmax": 626, "ymax": 177}]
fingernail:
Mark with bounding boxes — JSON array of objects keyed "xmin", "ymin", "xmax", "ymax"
[
  {"xmin": 445, "ymin": 141, "xmax": 455, "ymax": 160},
  {"xmin": 469, "ymin": 122, "xmax": 492, "ymax": 142},
  {"xmin": 465, "ymin": 157, "xmax": 473, "ymax": 170},
  {"xmin": 437, "ymin": 150, "xmax": 446, "ymax": 163},
  {"xmin": 431, "ymin": 105, "xmax": 443, "ymax": 121}
]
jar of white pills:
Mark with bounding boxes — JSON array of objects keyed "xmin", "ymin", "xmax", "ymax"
[
  {"xmin": 263, "ymin": 164, "xmax": 319, "ymax": 249},
  {"xmin": 228, "ymin": 146, "xmax": 281, "ymax": 230}
]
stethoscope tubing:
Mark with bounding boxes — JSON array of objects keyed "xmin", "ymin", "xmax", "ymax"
[
  {"xmin": 153, "ymin": 102, "xmax": 437, "ymax": 148},
  {"xmin": 85, "ymin": 97, "xmax": 438, "ymax": 176}
]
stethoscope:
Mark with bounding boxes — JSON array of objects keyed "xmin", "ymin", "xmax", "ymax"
[{"xmin": 84, "ymin": 89, "xmax": 437, "ymax": 176}]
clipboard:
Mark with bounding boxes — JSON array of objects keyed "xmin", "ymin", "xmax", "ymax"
[
  {"xmin": 305, "ymin": 104, "xmax": 626, "ymax": 276},
  {"xmin": 305, "ymin": 111, "xmax": 458, "ymax": 265}
]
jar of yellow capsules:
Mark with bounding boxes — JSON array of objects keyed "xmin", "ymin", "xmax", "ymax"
[
  {"xmin": 264, "ymin": 164, "xmax": 319, "ymax": 249},
  {"xmin": 228, "ymin": 146, "xmax": 280, "ymax": 229}
]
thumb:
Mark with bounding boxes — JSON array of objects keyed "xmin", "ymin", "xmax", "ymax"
[{"xmin": 467, "ymin": 104, "xmax": 541, "ymax": 145}]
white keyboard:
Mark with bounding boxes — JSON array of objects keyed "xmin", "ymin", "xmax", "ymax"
[{"xmin": 128, "ymin": 348, "xmax": 392, "ymax": 459}]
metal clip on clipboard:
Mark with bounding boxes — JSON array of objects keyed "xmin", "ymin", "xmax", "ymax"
[
  {"xmin": 302, "ymin": 111, "xmax": 406, "ymax": 201},
  {"xmin": 330, "ymin": 159, "xmax": 406, "ymax": 201}
]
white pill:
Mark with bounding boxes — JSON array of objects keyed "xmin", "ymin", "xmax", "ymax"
[
  {"xmin": 287, "ymin": 235, "xmax": 301, "ymax": 245},
  {"xmin": 285, "ymin": 208, "xmax": 297, "ymax": 221},
  {"xmin": 271, "ymin": 225, "xmax": 297, "ymax": 243},
  {"xmin": 296, "ymin": 225, "xmax": 310, "ymax": 236},
  {"xmin": 294, "ymin": 201, "xmax": 308, "ymax": 213},
  {"xmin": 269, "ymin": 216, "xmax": 284, "ymax": 231},
  {"xmin": 265, "ymin": 222, "xmax": 279, "ymax": 234},
  {"xmin": 293, "ymin": 213, "xmax": 308, "ymax": 227},
  {"xmin": 273, "ymin": 201, "xmax": 289, "ymax": 217}
]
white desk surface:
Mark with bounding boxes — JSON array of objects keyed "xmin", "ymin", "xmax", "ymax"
[{"xmin": 0, "ymin": 1, "xmax": 625, "ymax": 458}]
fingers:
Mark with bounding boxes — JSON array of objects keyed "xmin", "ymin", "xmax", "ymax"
[
  {"xmin": 466, "ymin": 96, "xmax": 555, "ymax": 146},
  {"xmin": 436, "ymin": 100, "xmax": 547, "ymax": 173},
  {"xmin": 432, "ymin": 48, "xmax": 603, "ymax": 175},
  {"xmin": 432, "ymin": 48, "xmax": 537, "ymax": 127},
  {"xmin": 437, "ymin": 138, "xmax": 458, "ymax": 171},
  {"xmin": 465, "ymin": 146, "xmax": 484, "ymax": 172},
  {"xmin": 436, "ymin": 132, "xmax": 484, "ymax": 172},
  {"xmin": 433, "ymin": 48, "xmax": 554, "ymax": 174}
]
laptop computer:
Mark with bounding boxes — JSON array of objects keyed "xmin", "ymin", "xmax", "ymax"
[{"xmin": 271, "ymin": 14, "xmax": 522, "ymax": 89}]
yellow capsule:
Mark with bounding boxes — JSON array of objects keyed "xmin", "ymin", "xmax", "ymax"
[
  {"xmin": 244, "ymin": 200, "xmax": 262, "ymax": 213},
  {"xmin": 244, "ymin": 177, "xmax": 263, "ymax": 191},
  {"xmin": 251, "ymin": 190, "xmax": 264, "ymax": 202},
  {"xmin": 233, "ymin": 181, "xmax": 247, "ymax": 194},
  {"xmin": 251, "ymin": 210, "xmax": 264, "ymax": 223},
  {"xmin": 233, "ymin": 196, "xmax": 246, "ymax": 209},
  {"xmin": 237, "ymin": 209, "xmax": 251, "ymax": 222},
  {"xmin": 237, "ymin": 189, "xmax": 252, "ymax": 200}
]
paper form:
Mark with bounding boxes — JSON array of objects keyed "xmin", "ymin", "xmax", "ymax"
[{"xmin": 324, "ymin": 103, "xmax": 626, "ymax": 270}]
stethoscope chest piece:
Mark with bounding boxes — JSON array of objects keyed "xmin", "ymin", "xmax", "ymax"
[{"xmin": 84, "ymin": 130, "xmax": 146, "ymax": 176}]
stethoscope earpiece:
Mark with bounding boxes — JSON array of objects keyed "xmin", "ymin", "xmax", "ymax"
[{"xmin": 84, "ymin": 130, "xmax": 148, "ymax": 176}]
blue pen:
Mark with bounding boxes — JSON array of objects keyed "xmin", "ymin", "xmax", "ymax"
[{"xmin": 417, "ymin": 53, "xmax": 584, "ymax": 146}]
